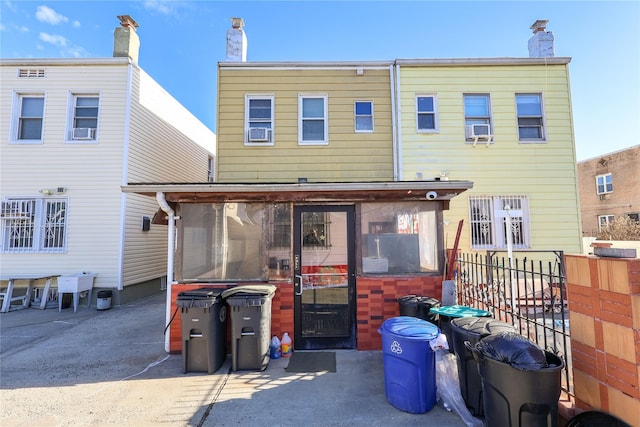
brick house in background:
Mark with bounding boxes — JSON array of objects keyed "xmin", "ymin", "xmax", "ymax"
[{"xmin": 577, "ymin": 145, "xmax": 640, "ymax": 237}]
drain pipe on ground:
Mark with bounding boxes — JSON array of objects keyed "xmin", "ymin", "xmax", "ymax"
[{"xmin": 156, "ymin": 192, "xmax": 176, "ymax": 353}]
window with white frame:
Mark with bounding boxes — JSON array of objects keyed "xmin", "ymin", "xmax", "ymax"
[
  {"xmin": 416, "ymin": 95, "xmax": 437, "ymax": 132},
  {"xmin": 598, "ymin": 215, "xmax": 614, "ymax": 231},
  {"xmin": 464, "ymin": 94, "xmax": 492, "ymax": 141},
  {"xmin": 596, "ymin": 173, "xmax": 613, "ymax": 194},
  {"xmin": 354, "ymin": 101, "xmax": 373, "ymax": 132},
  {"xmin": 245, "ymin": 95, "xmax": 274, "ymax": 145},
  {"xmin": 299, "ymin": 94, "xmax": 328, "ymax": 145},
  {"xmin": 469, "ymin": 195, "xmax": 530, "ymax": 249},
  {"xmin": 1, "ymin": 198, "xmax": 67, "ymax": 253},
  {"xmin": 12, "ymin": 93, "xmax": 45, "ymax": 143},
  {"xmin": 516, "ymin": 94, "xmax": 545, "ymax": 141},
  {"xmin": 68, "ymin": 94, "xmax": 99, "ymax": 142}
]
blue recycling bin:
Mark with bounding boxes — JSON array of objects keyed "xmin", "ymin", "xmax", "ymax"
[{"xmin": 378, "ymin": 316, "xmax": 440, "ymax": 414}]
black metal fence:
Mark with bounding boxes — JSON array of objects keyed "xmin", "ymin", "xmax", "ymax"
[{"xmin": 456, "ymin": 250, "xmax": 573, "ymax": 397}]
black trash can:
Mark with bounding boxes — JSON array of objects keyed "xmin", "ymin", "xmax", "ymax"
[
  {"xmin": 470, "ymin": 332, "xmax": 564, "ymax": 427},
  {"xmin": 429, "ymin": 305, "xmax": 491, "ymax": 353},
  {"xmin": 450, "ymin": 317, "xmax": 516, "ymax": 417},
  {"xmin": 397, "ymin": 295, "xmax": 440, "ymax": 324},
  {"xmin": 177, "ymin": 288, "xmax": 227, "ymax": 374},
  {"xmin": 222, "ymin": 285, "xmax": 276, "ymax": 371}
]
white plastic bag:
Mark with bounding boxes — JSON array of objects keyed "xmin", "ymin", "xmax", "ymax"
[{"xmin": 435, "ymin": 349, "xmax": 483, "ymax": 427}]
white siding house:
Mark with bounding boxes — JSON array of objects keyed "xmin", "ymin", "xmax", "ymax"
[{"xmin": 0, "ymin": 20, "xmax": 215, "ymax": 306}]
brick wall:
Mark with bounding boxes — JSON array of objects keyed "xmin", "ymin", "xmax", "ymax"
[
  {"xmin": 565, "ymin": 254, "xmax": 640, "ymax": 427},
  {"xmin": 168, "ymin": 276, "xmax": 443, "ymax": 353}
]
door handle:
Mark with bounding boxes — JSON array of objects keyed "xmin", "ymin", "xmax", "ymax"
[{"xmin": 295, "ymin": 275, "xmax": 303, "ymax": 296}]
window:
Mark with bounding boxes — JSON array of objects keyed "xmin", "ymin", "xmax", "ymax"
[
  {"xmin": 299, "ymin": 94, "xmax": 328, "ymax": 145},
  {"xmin": 416, "ymin": 95, "xmax": 437, "ymax": 132},
  {"xmin": 269, "ymin": 203, "xmax": 291, "ymax": 248},
  {"xmin": 360, "ymin": 202, "xmax": 439, "ymax": 273},
  {"xmin": 245, "ymin": 95, "xmax": 274, "ymax": 145},
  {"xmin": 596, "ymin": 173, "xmax": 613, "ymax": 194},
  {"xmin": 1, "ymin": 198, "xmax": 67, "ymax": 253},
  {"xmin": 627, "ymin": 213, "xmax": 639, "ymax": 222},
  {"xmin": 464, "ymin": 94, "xmax": 492, "ymax": 141},
  {"xmin": 355, "ymin": 101, "xmax": 373, "ymax": 132},
  {"xmin": 302, "ymin": 212, "xmax": 330, "ymax": 247},
  {"xmin": 516, "ymin": 94, "xmax": 544, "ymax": 141},
  {"xmin": 68, "ymin": 95, "xmax": 99, "ymax": 141},
  {"xmin": 598, "ymin": 215, "xmax": 614, "ymax": 231},
  {"xmin": 13, "ymin": 94, "xmax": 44, "ymax": 143},
  {"xmin": 469, "ymin": 195, "xmax": 530, "ymax": 249}
]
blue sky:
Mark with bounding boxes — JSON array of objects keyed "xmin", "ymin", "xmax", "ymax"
[{"xmin": 1, "ymin": 0, "xmax": 638, "ymax": 161}]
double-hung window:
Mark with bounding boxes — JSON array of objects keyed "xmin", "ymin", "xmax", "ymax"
[
  {"xmin": 69, "ymin": 95, "xmax": 99, "ymax": 142},
  {"xmin": 596, "ymin": 173, "xmax": 613, "ymax": 194},
  {"xmin": 299, "ymin": 94, "xmax": 328, "ymax": 145},
  {"xmin": 13, "ymin": 94, "xmax": 45, "ymax": 143},
  {"xmin": 245, "ymin": 95, "xmax": 274, "ymax": 145},
  {"xmin": 598, "ymin": 215, "xmax": 614, "ymax": 231},
  {"xmin": 416, "ymin": 95, "xmax": 437, "ymax": 132},
  {"xmin": 464, "ymin": 94, "xmax": 492, "ymax": 142},
  {"xmin": 354, "ymin": 101, "xmax": 373, "ymax": 132},
  {"xmin": 469, "ymin": 195, "xmax": 530, "ymax": 249},
  {"xmin": 1, "ymin": 198, "xmax": 67, "ymax": 253},
  {"xmin": 516, "ymin": 94, "xmax": 545, "ymax": 141}
]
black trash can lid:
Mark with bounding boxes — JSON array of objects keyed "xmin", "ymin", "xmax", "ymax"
[
  {"xmin": 178, "ymin": 288, "xmax": 223, "ymax": 299},
  {"xmin": 451, "ymin": 317, "xmax": 515, "ymax": 338},
  {"xmin": 221, "ymin": 284, "xmax": 276, "ymax": 299}
]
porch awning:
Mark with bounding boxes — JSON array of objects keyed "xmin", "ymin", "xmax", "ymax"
[{"xmin": 121, "ymin": 180, "xmax": 473, "ymax": 204}]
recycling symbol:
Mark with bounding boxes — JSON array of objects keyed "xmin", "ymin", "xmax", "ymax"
[{"xmin": 390, "ymin": 340, "xmax": 403, "ymax": 354}]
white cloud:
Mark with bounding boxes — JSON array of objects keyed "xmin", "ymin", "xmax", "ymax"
[
  {"xmin": 143, "ymin": 0, "xmax": 175, "ymax": 15},
  {"xmin": 72, "ymin": 20, "xmax": 80, "ymax": 28},
  {"xmin": 39, "ymin": 32, "xmax": 68, "ymax": 47},
  {"xmin": 35, "ymin": 5, "xmax": 69, "ymax": 25}
]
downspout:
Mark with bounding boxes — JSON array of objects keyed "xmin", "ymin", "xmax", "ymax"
[
  {"xmin": 156, "ymin": 191, "xmax": 175, "ymax": 353},
  {"xmin": 390, "ymin": 64, "xmax": 398, "ymax": 181},
  {"xmin": 394, "ymin": 63, "xmax": 403, "ymax": 181}
]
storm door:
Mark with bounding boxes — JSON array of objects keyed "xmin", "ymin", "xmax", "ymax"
[{"xmin": 293, "ymin": 205, "xmax": 356, "ymax": 349}]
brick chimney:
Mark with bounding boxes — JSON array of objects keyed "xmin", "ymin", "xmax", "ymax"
[
  {"xmin": 528, "ymin": 19, "xmax": 554, "ymax": 58},
  {"xmin": 113, "ymin": 15, "xmax": 140, "ymax": 63},
  {"xmin": 226, "ymin": 17, "xmax": 247, "ymax": 62}
]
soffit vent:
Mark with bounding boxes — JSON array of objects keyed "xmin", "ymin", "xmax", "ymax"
[{"xmin": 18, "ymin": 68, "xmax": 45, "ymax": 78}]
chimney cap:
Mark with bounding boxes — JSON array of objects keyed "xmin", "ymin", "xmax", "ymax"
[
  {"xmin": 118, "ymin": 15, "xmax": 139, "ymax": 30},
  {"xmin": 231, "ymin": 17, "xmax": 244, "ymax": 29},
  {"xmin": 530, "ymin": 19, "xmax": 549, "ymax": 33}
]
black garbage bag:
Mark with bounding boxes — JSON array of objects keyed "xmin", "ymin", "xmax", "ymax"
[{"xmin": 475, "ymin": 331, "xmax": 548, "ymax": 370}]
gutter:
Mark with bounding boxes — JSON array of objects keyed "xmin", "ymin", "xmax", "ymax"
[{"xmin": 156, "ymin": 191, "xmax": 176, "ymax": 353}]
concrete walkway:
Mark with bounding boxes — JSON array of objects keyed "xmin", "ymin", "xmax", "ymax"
[{"xmin": 1, "ymin": 292, "xmax": 469, "ymax": 426}]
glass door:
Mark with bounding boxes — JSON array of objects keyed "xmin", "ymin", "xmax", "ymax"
[{"xmin": 293, "ymin": 205, "xmax": 356, "ymax": 350}]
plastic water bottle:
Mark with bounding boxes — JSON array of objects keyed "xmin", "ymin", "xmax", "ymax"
[
  {"xmin": 281, "ymin": 332, "xmax": 292, "ymax": 358},
  {"xmin": 270, "ymin": 335, "xmax": 281, "ymax": 359}
]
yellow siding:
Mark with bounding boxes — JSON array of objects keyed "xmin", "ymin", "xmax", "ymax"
[
  {"xmin": 398, "ymin": 64, "xmax": 581, "ymax": 254},
  {"xmin": 217, "ymin": 67, "xmax": 394, "ymax": 182}
]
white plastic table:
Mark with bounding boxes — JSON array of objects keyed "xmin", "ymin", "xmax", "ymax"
[{"xmin": 0, "ymin": 275, "xmax": 59, "ymax": 313}]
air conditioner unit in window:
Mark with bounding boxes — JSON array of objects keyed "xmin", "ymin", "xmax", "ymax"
[
  {"xmin": 72, "ymin": 128, "xmax": 96, "ymax": 140},
  {"xmin": 599, "ymin": 193, "xmax": 610, "ymax": 201},
  {"xmin": 465, "ymin": 124, "xmax": 493, "ymax": 146},
  {"xmin": 248, "ymin": 127, "xmax": 271, "ymax": 142}
]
